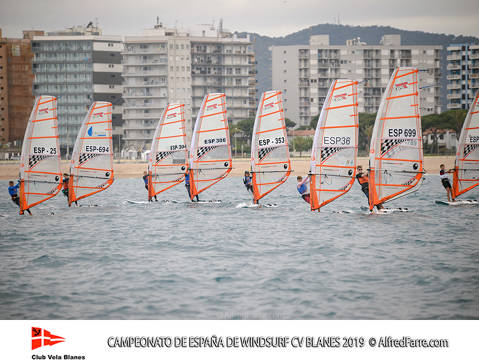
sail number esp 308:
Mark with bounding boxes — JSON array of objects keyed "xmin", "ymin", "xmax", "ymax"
[{"xmin": 204, "ymin": 137, "xmax": 226, "ymax": 145}]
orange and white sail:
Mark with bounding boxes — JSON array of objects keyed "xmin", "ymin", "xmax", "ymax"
[
  {"xmin": 188, "ymin": 93, "xmax": 232, "ymax": 199},
  {"xmin": 309, "ymin": 79, "xmax": 358, "ymax": 211},
  {"xmin": 147, "ymin": 103, "xmax": 188, "ymax": 200},
  {"xmin": 453, "ymin": 91, "xmax": 479, "ymax": 198},
  {"xmin": 368, "ymin": 67, "xmax": 424, "ymax": 210},
  {"xmin": 19, "ymin": 95, "xmax": 62, "ymax": 214},
  {"xmin": 250, "ymin": 90, "xmax": 291, "ymax": 203},
  {"xmin": 68, "ymin": 101, "xmax": 114, "ymax": 205}
]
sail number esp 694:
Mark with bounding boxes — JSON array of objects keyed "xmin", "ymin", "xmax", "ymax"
[{"xmin": 85, "ymin": 145, "xmax": 110, "ymax": 153}]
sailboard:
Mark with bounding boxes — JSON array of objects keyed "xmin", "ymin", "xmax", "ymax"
[
  {"xmin": 435, "ymin": 199, "xmax": 478, "ymax": 206},
  {"xmin": 19, "ymin": 95, "xmax": 62, "ymax": 214},
  {"xmin": 188, "ymin": 93, "xmax": 232, "ymax": 200},
  {"xmin": 147, "ymin": 103, "xmax": 188, "ymax": 200},
  {"xmin": 368, "ymin": 67, "xmax": 424, "ymax": 210},
  {"xmin": 452, "ymin": 90, "xmax": 479, "ymax": 198},
  {"xmin": 68, "ymin": 101, "xmax": 114, "ymax": 206},
  {"xmin": 309, "ymin": 79, "xmax": 358, "ymax": 211},
  {"xmin": 250, "ymin": 90, "xmax": 291, "ymax": 203}
]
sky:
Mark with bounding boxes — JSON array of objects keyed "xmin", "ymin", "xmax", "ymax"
[{"xmin": 1, "ymin": 0, "xmax": 479, "ymax": 38}]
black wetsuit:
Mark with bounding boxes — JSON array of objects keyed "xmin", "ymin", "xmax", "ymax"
[
  {"xmin": 356, "ymin": 172, "xmax": 369, "ymax": 199},
  {"xmin": 440, "ymin": 169, "xmax": 452, "ymax": 189}
]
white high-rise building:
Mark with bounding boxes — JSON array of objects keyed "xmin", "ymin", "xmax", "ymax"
[
  {"xmin": 272, "ymin": 34, "xmax": 442, "ymax": 127},
  {"xmin": 32, "ymin": 25, "xmax": 123, "ymax": 155},
  {"xmin": 122, "ymin": 23, "xmax": 256, "ymax": 152},
  {"xmin": 446, "ymin": 43, "xmax": 479, "ymax": 109}
]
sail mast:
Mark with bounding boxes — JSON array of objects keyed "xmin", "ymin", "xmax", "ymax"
[
  {"xmin": 309, "ymin": 79, "xmax": 358, "ymax": 211},
  {"xmin": 250, "ymin": 90, "xmax": 291, "ymax": 203}
]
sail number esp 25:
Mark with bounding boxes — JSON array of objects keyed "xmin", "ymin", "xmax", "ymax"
[{"xmin": 33, "ymin": 147, "xmax": 57, "ymax": 155}]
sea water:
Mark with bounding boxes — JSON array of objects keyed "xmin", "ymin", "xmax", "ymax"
[{"xmin": 0, "ymin": 175, "xmax": 478, "ymax": 319}]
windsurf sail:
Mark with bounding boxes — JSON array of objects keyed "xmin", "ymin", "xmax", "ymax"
[
  {"xmin": 309, "ymin": 79, "xmax": 358, "ymax": 211},
  {"xmin": 368, "ymin": 67, "xmax": 424, "ymax": 210},
  {"xmin": 188, "ymin": 93, "xmax": 232, "ymax": 200},
  {"xmin": 250, "ymin": 90, "xmax": 291, "ymax": 203},
  {"xmin": 68, "ymin": 101, "xmax": 114, "ymax": 205},
  {"xmin": 19, "ymin": 95, "xmax": 62, "ymax": 214},
  {"xmin": 147, "ymin": 103, "xmax": 188, "ymax": 200},
  {"xmin": 453, "ymin": 91, "xmax": 479, "ymax": 198}
]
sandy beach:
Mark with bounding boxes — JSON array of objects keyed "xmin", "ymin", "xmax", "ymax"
[{"xmin": 0, "ymin": 156, "xmax": 455, "ymax": 180}]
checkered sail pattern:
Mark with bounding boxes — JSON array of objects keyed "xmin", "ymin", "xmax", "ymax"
[
  {"xmin": 69, "ymin": 101, "xmax": 114, "ymax": 205},
  {"xmin": 368, "ymin": 68, "xmax": 424, "ymax": 209},
  {"xmin": 19, "ymin": 96, "xmax": 62, "ymax": 213},
  {"xmin": 464, "ymin": 144, "xmax": 479, "ymax": 157},
  {"xmin": 156, "ymin": 151, "xmax": 174, "ymax": 162},
  {"xmin": 250, "ymin": 91, "xmax": 291, "ymax": 203},
  {"xmin": 148, "ymin": 104, "xmax": 188, "ymax": 198},
  {"xmin": 380, "ymin": 139, "xmax": 405, "ymax": 155},
  {"xmin": 189, "ymin": 93, "xmax": 232, "ymax": 199},
  {"xmin": 29, "ymin": 155, "xmax": 50, "ymax": 168},
  {"xmin": 310, "ymin": 79, "xmax": 358, "ymax": 211},
  {"xmin": 321, "ymin": 147, "xmax": 342, "ymax": 161},
  {"xmin": 197, "ymin": 146, "xmax": 217, "ymax": 159},
  {"xmin": 258, "ymin": 146, "xmax": 276, "ymax": 161},
  {"xmin": 79, "ymin": 153, "xmax": 101, "ymax": 165},
  {"xmin": 454, "ymin": 91, "xmax": 479, "ymax": 197}
]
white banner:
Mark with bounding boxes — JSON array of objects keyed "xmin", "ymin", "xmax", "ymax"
[{"xmin": 1, "ymin": 320, "xmax": 475, "ymax": 361}]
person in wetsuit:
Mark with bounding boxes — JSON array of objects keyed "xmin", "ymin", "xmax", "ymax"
[
  {"xmin": 62, "ymin": 173, "xmax": 78, "ymax": 206},
  {"xmin": 356, "ymin": 165, "xmax": 383, "ymax": 210},
  {"xmin": 243, "ymin": 171, "xmax": 253, "ymax": 193},
  {"xmin": 143, "ymin": 171, "xmax": 157, "ymax": 202},
  {"xmin": 297, "ymin": 175, "xmax": 311, "ymax": 204},
  {"xmin": 8, "ymin": 180, "xmax": 31, "ymax": 215},
  {"xmin": 184, "ymin": 172, "xmax": 199, "ymax": 202},
  {"xmin": 439, "ymin": 164, "xmax": 455, "ymax": 202}
]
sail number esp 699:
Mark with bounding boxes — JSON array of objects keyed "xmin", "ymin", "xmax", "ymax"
[{"xmin": 388, "ymin": 129, "xmax": 417, "ymax": 137}]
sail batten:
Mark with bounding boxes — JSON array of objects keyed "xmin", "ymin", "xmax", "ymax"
[
  {"xmin": 368, "ymin": 67, "xmax": 424, "ymax": 210},
  {"xmin": 188, "ymin": 93, "xmax": 232, "ymax": 199},
  {"xmin": 19, "ymin": 95, "xmax": 62, "ymax": 213},
  {"xmin": 453, "ymin": 91, "xmax": 479, "ymax": 198},
  {"xmin": 250, "ymin": 91, "xmax": 291, "ymax": 203},
  {"xmin": 69, "ymin": 101, "xmax": 114, "ymax": 205},
  {"xmin": 309, "ymin": 79, "xmax": 359, "ymax": 211},
  {"xmin": 147, "ymin": 103, "xmax": 188, "ymax": 200}
]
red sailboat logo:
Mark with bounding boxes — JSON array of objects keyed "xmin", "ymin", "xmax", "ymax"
[{"xmin": 32, "ymin": 327, "xmax": 65, "ymax": 350}]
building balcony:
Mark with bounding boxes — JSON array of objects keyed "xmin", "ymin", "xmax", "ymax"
[
  {"xmin": 446, "ymin": 55, "xmax": 462, "ymax": 61},
  {"xmin": 447, "ymin": 64, "xmax": 461, "ymax": 70},
  {"xmin": 447, "ymin": 93, "xmax": 462, "ymax": 99},
  {"xmin": 446, "ymin": 74, "xmax": 461, "ymax": 80},
  {"xmin": 447, "ymin": 83, "xmax": 462, "ymax": 90}
]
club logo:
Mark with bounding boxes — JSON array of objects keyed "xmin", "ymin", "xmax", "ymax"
[
  {"xmin": 38, "ymin": 108, "xmax": 49, "ymax": 114},
  {"xmin": 264, "ymin": 102, "xmax": 274, "ymax": 108},
  {"xmin": 167, "ymin": 112, "xmax": 177, "ymax": 119},
  {"xmin": 32, "ymin": 327, "xmax": 65, "ymax": 350},
  {"xmin": 93, "ymin": 112, "xmax": 104, "ymax": 118},
  {"xmin": 206, "ymin": 104, "xmax": 218, "ymax": 111},
  {"xmin": 333, "ymin": 93, "xmax": 347, "ymax": 101},
  {"xmin": 395, "ymin": 82, "xmax": 408, "ymax": 91}
]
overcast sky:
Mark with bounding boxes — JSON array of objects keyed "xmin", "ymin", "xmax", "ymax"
[{"xmin": 1, "ymin": 0, "xmax": 478, "ymax": 38}]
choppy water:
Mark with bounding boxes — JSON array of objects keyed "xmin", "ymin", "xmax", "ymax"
[{"xmin": 0, "ymin": 174, "xmax": 478, "ymax": 320}]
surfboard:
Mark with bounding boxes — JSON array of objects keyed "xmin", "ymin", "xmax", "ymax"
[
  {"xmin": 452, "ymin": 90, "xmax": 479, "ymax": 199},
  {"xmin": 188, "ymin": 93, "xmax": 232, "ymax": 200},
  {"xmin": 435, "ymin": 200, "xmax": 478, "ymax": 206},
  {"xmin": 19, "ymin": 95, "xmax": 62, "ymax": 214},
  {"xmin": 69, "ymin": 101, "xmax": 114, "ymax": 206},
  {"xmin": 147, "ymin": 103, "xmax": 188, "ymax": 201},
  {"xmin": 361, "ymin": 206, "xmax": 409, "ymax": 213},
  {"xmin": 250, "ymin": 90, "xmax": 291, "ymax": 204},
  {"xmin": 368, "ymin": 67, "xmax": 424, "ymax": 211},
  {"xmin": 309, "ymin": 79, "xmax": 358, "ymax": 212}
]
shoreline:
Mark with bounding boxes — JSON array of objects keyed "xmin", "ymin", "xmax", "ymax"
[{"xmin": 0, "ymin": 156, "xmax": 455, "ymax": 180}]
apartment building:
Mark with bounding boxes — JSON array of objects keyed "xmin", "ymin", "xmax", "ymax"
[
  {"xmin": 32, "ymin": 25, "xmax": 123, "ymax": 155},
  {"xmin": 446, "ymin": 43, "xmax": 479, "ymax": 109},
  {"xmin": 0, "ymin": 29, "xmax": 43, "ymax": 145},
  {"xmin": 272, "ymin": 34, "xmax": 442, "ymax": 127},
  {"xmin": 122, "ymin": 23, "xmax": 256, "ymax": 152}
]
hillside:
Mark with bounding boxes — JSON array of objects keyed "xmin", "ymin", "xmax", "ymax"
[{"xmin": 240, "ymin": 24, "xmax": 479, "ymax": 110}]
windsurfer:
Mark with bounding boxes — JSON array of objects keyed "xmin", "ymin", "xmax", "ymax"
[
  {"xmin": 297, "ymin": 175, "xmax": 311, "ymax": 204},
  {"xmin": 62, "ymin": 173, "xmax": 77, "ymax": 206},
  {"xmin": 243, "ymin": 171, "xmax": 253, "ymax": 193},
  {"xmin": 143, "ymin": 171, "xmax": 157, "ymax": 202},
  {"xmin": 356, "ymin": 166, "xmax": 383, "ymax": 210},
  {"xmin": 8, "ymin": 180, "xmax": 31, "ymax": 215},
  {"xmin": 185, "ymin": 172, "xmax": 199, "ymax": 202},
  {"xmin": 439, "ymin": 164, "xmax": 455, "ymax": 202}
]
